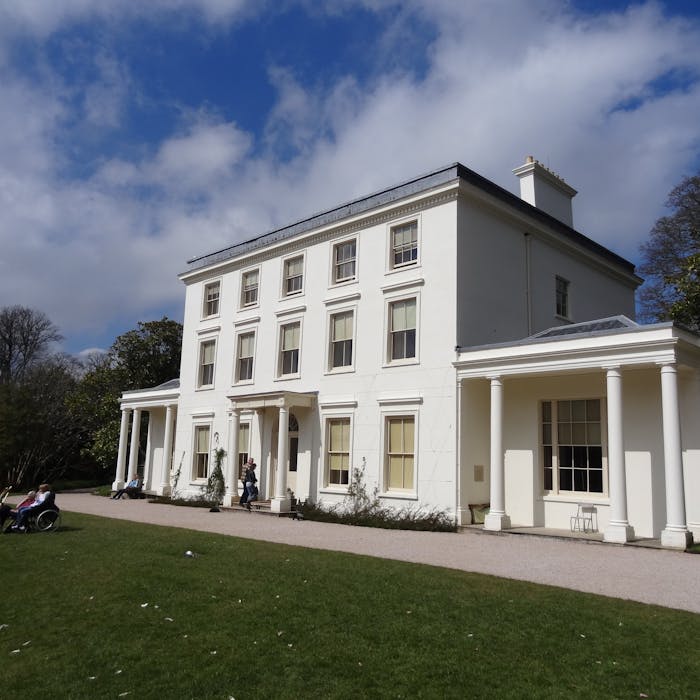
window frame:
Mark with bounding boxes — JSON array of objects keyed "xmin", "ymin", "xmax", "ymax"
[
  {"xmin": 326, "ymin": 307, "xmax": 356, "ymax": 373},
  {"xmin": 323, "ymin": 416, "xmax": 352, "ymax": 489},
  {"xmin": 281, "ymin": 254, "xmax": 305, "ymax": 298},
  {"xmin": 202, "ymin": 280, "xmax": 221, "ymax": 319},
  {"xmin": 331, "ymin": 237, "xmax": 358, "ymax": 285},
  {"xmin": 541, "ymin": 398, "xmax": 608, "ymax": 497},
  {"xmin": 192, "ymin": 423, "xmax": 211, "ymax": 481},
  {"xmin": 555, "ymin": 275, "xmax": 571, "ymax": 320},
  {"xmin": 387, "ymin": 217, "xmax": 420, "ymax": 272},
  {"xmin": 276, "ymin": 318, "xmax": 302, "ymax": 379},
  {"xmin": 196, "ymin": 338, "xmax": 217, "ymax": 389},
  {"xmin": 239, "ymin": 267, "xmax": 260, "ymax": 309},
  {"xmin": 234, "ymin": 329, "xmax": 256, "ymax": 384},
  {"xmin": 385, "ymin": 294, "xmax": 419, "ymax": 366},
  {"xmin": 381, "ymin": 411, "xmax": 418, "ymax": 496}
]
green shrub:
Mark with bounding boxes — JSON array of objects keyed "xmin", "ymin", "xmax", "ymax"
[{"xmin": 298, "ymin": 465, "xmax": 457, "ymax": 532}]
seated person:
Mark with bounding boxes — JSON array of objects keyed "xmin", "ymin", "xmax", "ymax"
[
  {"xmin": 12, "ymin": 484, "xmax": 53, "ymax": 531},
  {"xmin": 0, "ymin": 490, "xmax": 35, "ymax": 527},
  {"xmin": 112, "ymin": 474, "xmax": 142, "ymax": 500}
]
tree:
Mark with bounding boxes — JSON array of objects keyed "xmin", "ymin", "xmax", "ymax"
[
  {"xmin": 638, "ymin": 173, "xmax": 700, "ymax": 330},
  {"xmin": 69, "ymin": 318, "xmax": 183, "ymax": 475},
  {"xmin": 0, "ymin": 306, "xmax": 62, "ymax": 384},
  {"xmin": 0, "ymin": 353, "xmax": 82, "ymax": 487}
]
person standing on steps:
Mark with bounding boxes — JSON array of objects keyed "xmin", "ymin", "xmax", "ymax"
[{"xmin": 244, "ymin": 459, "xmax": 258, "ymax": 510}]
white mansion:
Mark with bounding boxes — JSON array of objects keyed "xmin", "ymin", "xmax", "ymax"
[{"xmin": 115, "ymin": 157, "xmax": 699, "ymax": 548}]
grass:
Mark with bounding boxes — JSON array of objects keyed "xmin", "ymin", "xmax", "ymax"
[{"xmin": 1, "ymin": 514, "xmax": 699, "ymax": 699}]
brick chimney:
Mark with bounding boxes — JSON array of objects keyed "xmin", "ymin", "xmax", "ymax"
[{"xmin": 513, "ymin": 155, "xmax": 577, "ymax": 228}]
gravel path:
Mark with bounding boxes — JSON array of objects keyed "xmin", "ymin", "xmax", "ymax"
[{"xmin": 56, "ymin": 494, "xmax": 700, "ymax": 614}]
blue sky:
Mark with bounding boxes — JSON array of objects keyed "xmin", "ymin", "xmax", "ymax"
[{"xmin": 1, "ymin": 0, "xmax": 699, "ymax": 355}]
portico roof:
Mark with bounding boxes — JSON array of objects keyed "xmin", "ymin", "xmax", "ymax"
[
  {"xmin": 455, "ymin": 317, "xmax": 700, "ymax": 379},
  {"xmin": 120, "ymin": 378, "xmax": 180, "ymax": 409},
  {"xmin": 227, "ymin": 390, "xmax": 317, "ymax": 411}
]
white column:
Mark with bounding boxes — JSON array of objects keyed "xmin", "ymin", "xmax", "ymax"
[
  {"xmin": 113, "ymin": 408, "xmax": 132, "ymax": 490},
  {"xmin": 255, "ymin": 408, "xmax": 264, "ymax": 495},
  {"xmin": 484, "ymin": 376, "xmax": 510, "ymax": 531},
  {"xmin": 142, "ymin": 411, "xmax": 152, "ymax": 491},
  {"xmin": 160, "ymin": 405, "xmax": 175, "ymax": 496},
  {"xmin": 127, "ymin": 408, "xmax": 142, "ymax": 481},
  {"xmin": 604, "ymin": 367, "xmax": 634, "ymax": 543},
  {"xmin": 271, "ymin": 405, "xmax": 291, "ymax": 513},
  {"xmin": 227, "ymin": 409, "xmax": 240, "ymax": 506},
  {"xmin": 659, "ymin": 363, "xmax": 693, "ymax": 548}
]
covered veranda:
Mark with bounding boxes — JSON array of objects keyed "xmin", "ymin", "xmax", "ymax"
[{"xmin": 455, "ymin": 317, "xmax": 700, "ymax": 549}]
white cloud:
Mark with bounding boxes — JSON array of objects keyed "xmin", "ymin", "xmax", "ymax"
[{"xmin": 0, "ymin": 0, "xmax": 699, "ymax": 354}]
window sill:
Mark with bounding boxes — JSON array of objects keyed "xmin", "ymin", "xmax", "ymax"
[
  {"xmin": 541, "ymin": 494, "xmax": 607, "ymax": 504},
  {"xmin": 319, "ymin": 487, "xmax": 350, "ymax": 495},
  {"xmin": 382, "ymin": 358, "xmax": 419, "ymax": 369},
  {"xmin": 379, "ymin": 491, "xmax": 418, "ymax": 501},
  {"xmin": 233, "ymin": 379, "xmax": 255, "ymax": 387},
  {"xmin": 324, "ymin": 366, "xmax": 355, "ymax": 376},
  {"xmin": 385, "ymin": 263, "xmax": 421, "ymax": 277},
  {"xmin": 274, "ymin": 374, "xmax": 301, "ymax": 382},
  {"xmin": 195, "ymin": 385, "xmax": 215, "ymax": 392}
]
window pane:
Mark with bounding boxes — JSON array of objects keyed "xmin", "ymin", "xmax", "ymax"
[
  {"xmin": 558, "ymin": 401, "xmax": 571, "ymax": 421},
  {"xmin": 572, "ymin": 422, "xmax": 586, "ymax": 444},
  {"xmin": 588, "ymin": 446, "xmax": 602, "ymax": 469},
  {"xmin": 239, "ymin": 333, "xmax": 254, "ymax": 357},
  {"xmin": 388, "ymin": 456, "xmax": 404, "ymax": 489},
  {"xmin": 202, "ymin": 341, "xmax": 215, "ymax": 364},
  {"xmin": 587, "ymin": 422, "xmax": 601, "ymax": 443},
  {"xmin": 572, "ymin": 400, "xmax": 586, "ymax": 421},
  {"xmin": 586, "ymin": 399, "xmax": 600, "ymax": 420},
  {"xmin": 589, "ymin": 469, "xmax": 603, "ymax": 493},
  {"xmin": 573, "ymin": 468, "xmax": 587, "ymax": 491},
  {"xmin": 573, "ymin": 445, "xmax": 587, "ymax": 467},
  {"xmin": 559, "ymin": 468, "xmax": 573, "ymax": 491},
  {"xmin": 542, "ymin": 423, "xmax": 552, "ymax": 444},
  {"xmin": 542, "ymin": 401, "xmax": 551, "ymax": 422},
  {"xmin": 559, "ymin": 446, "xmax": 572, "ymax": 468},
  {"xmin": 558, "ymin": 422, "xmax": 571, "ymax": 444},
  {"xmin": 389, "ymin": 419, "xmax": 403, "ymax": 451},
  {"xmin": 196, "ymin": 427, "xmax": 209, "ymax": 452}
]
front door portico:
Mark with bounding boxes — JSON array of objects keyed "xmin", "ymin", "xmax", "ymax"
[{"xmin": 227, "ymin": 391, "xmax": 315, "ymax": 512}]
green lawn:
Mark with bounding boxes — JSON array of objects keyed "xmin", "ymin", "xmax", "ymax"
[{"xmin": 1, "ymin": 513, "xmax": 698, "ymax": 699}]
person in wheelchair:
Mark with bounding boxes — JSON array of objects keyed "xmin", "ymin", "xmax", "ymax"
[
  {"xmin": 11, "ymin": 483, "xmax": 54, "ymax": 532},
  {"xmin": 0, "ymin": 490, "xmax": 35, "ymax": 528}
]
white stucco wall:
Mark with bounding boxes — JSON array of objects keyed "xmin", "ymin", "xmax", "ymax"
[
  {"xmin": 173, "ymin": 194, "xmax": 461, "ymax": 514},
  {"xmin": 455, "ymin": 196, "xmax": 637, "ymax": 348}
]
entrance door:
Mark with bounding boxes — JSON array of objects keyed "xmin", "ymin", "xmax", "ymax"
[
  {"xmin": 287, "ymin": 414, "xmax": 299, "ymax": 494},
  {"xmin": 270, "ymin": 413, "xmax": 300, "ymax": 496}
]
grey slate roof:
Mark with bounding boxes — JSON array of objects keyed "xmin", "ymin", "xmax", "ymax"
[{"xmin": 183, "ymin": 162, "xmax": 636, "ymax": 275}]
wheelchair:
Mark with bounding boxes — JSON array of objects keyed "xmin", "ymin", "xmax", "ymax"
[
  {"xmin": 2, "ymin": 495, "xmax": 61, "ymax": 534},
  {"xmin": 3, "ymin": 507, "xmax": 61, "ymax": 533}
]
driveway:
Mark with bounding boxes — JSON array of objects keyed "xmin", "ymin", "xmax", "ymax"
[{"xmin": 54, "ymin": 493, "xmax": 700, "ymax": 614}]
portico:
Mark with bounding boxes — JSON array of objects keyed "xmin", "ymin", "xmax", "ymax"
[
  {"xmin": 115, "ymin": 379, "xmax": 180, "ymax": 496},
  {"xmin": 226, "ymin": 390, "xmax": 316, "ymax": 511},
  {"xmin": 455, "ymin": 317, "xmax": 699, "ymax": 548}
]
